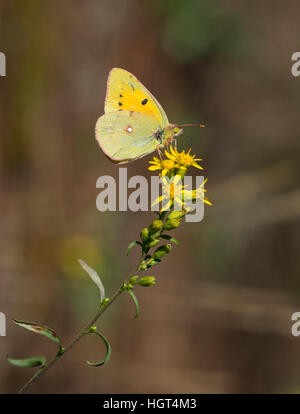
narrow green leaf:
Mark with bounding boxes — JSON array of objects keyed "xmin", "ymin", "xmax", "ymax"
[
  {"xmin": 12, "ymin": 319, "xmax": 63, "ymax": 355},
  {"xmin": 127, "ymin": 290, "xmax": 140, "ymax": 319},
  {"xmin": 78, "ymin": 259, "xmax": 105, "ymax": 302},
  {"xmin": 86, "ymin": 330, "xmax": 111, "ymax": 367},
  {"xmin": 160, "ymin": 234, "xmax": 179, "ymax": 245},
  {"xmin": 7, "ymin": 355, "xmax": 46, "ymax": 368},
  {"xmin": 126, "ymin": 241, "xmax": 142, "ymax": 256},
  {"xmin": 13, "ymin": 319, "xmax": 60, "ymax": 345}
]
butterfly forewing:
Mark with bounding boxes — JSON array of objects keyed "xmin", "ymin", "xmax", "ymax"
[{"xmin": 105, "ymin": 68, "xmax": 169, "ymax": 127}]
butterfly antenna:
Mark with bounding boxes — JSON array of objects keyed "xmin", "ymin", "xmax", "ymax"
[{"xmin": 177, "ymin": 123, "xmax": 205, "ymax": 128}]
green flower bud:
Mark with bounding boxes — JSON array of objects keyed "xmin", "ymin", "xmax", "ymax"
[
  {"xmin": 89, "ymin": 326, "xmax": 97, "ymax": 333},
  {"xmin": 129, "ymin": 275, "xmax": 139, "ymax": 284},
  {"xmin": 177, "ymin": 166, "xmax": 187, "ymax": 179},
  {"xmin": 147, "ymin": 238, "xmax": 160, "ymax": 248},
  {"xmin": 100, "ymin": 297, "xmax": 110, "ymax": 308},
  {"xmin": 138, "ymin": 276, "xmax": 156, "ymax": 287},
  {"xmin": 140, "ymin": 228, "xmax": 149, "ymax": 243},
  {"xmin": 139, "ymin": 261, "xmax": 148, "ymax": 271},
  {"xmin": 148, "ymin": 219, "xmax": 163, "ymax": 234},
  {"xmin": 167, "ymin": 210, "xmax": 187, "ymax": 220},
  {"xmin": 163, "ymin": 219, "xmax": 181, "ymax": 230},
  {"xmin": 127, "ymin": 283, "xmax": 133, "ymax": 289},
  {"xmin": 139, "ymin": 257, "xmax": 161, "ymax": 270},
  {"xmin": 147, "ymin": 258, "xmax": 161, "ymax": 268},
  {"xmin": 153, "ymin": 244, "xmax": 172, "ymax": 259}
]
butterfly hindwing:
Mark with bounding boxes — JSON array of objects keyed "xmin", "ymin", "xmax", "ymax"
[
  {"xmin": 95, "ymin": 110, "xmax": 162, "ymax": 163},
  {"xmin": 105, "ymin": 68, "xmax": 169, "ymax": 126}
]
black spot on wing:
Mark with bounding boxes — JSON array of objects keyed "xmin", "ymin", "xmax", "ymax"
[
  {"xmin": 141, "ymin": 98, "xmax": 148, "ymax": 105},
  {"xmin": 118, "ymin": 102, "xmax": 123, "ymax": 106}
]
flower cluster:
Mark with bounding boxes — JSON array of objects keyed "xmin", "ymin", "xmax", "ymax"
[
  {"xmin": 150, "ymin": 146, "xmax": 211, "ymax": 211},
  {"xmin": 149, "ymin": 146, "xmax": 203, "ymax": 177},
  {"xmin": 127, "ymin": 145, "xmax": 211, "ymax": 282}
]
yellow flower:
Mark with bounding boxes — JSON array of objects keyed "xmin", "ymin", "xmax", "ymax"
[
  {"xmin": 148, "ymin": 146, "xmax": 203, "ymax": 176},
  {"xmin": 165, "ymin": 146, "xmax": 203, "ymax": 171},
  {"xmin": 152, "ymin": 175, "xmax": 187, "ymax": 211},
  {"xmin": 183, "ymin": 178, "xmax": 212, "ymax": 206},
  {"xmin": 152, "ymin": 174, "xmax": 212, "ymax": 211},
  {"xmin": 148, "ymin": 156, "xmax": 176, "ymax": 176}
]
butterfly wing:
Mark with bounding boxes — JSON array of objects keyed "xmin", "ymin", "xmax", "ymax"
[
  {"xmin": 95, "ymin": 110, "xmax": 162, "ymax": 163},
  {"xmin": 104, "ymin": 68, "xmax": 169, "ymax": 127}
]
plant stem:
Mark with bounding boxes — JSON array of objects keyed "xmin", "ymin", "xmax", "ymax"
[{"xmin": 17, "ymin": 256, "xmax": 144, "ymax": 394}]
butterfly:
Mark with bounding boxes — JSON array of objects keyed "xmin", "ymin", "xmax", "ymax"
[{"xmin": 95, "ymin": 68, "xmax": 204, "ymax": 164}]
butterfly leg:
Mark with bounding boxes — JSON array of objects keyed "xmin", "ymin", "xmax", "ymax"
[
  {"xmin": 155, "ymin": 143, "xmax": 163, "ymax": 160},
  {"xmin": 166, "ymin": 133, "xmax": 175, "ymax": 150}
]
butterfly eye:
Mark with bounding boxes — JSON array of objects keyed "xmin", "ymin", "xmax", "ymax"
[{"xmin": 155, "ymin": 130, "xmax": 163, "ymax": 144}]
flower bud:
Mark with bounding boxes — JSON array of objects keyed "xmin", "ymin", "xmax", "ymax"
[
  {"xmin": 139, "ymin": 261, "xmax": 148, "ymax": 271},
  {"xmin": 153, "ymin": 244, "xmax": 172, "ymax": 259},
  {"xmin": 167, "ymin": 210, "xmax": 187, "ymax": 220},
  {"xmin": 138, "ymin": 276, "xmax": 156, "ymax": 287},
  {"xmin": 129, "ymin": 275, "xmax": 139, "ymax": 284},
  {"xmin": 139, "ymin": 257, "xmax": 161, "ymax": 270},
  {"xmin": 147, "ymin": 238, "xmax": 160, "ymax": 248},
  {"xmin": 89, "ymin": 326, "xmax": 97, "ymax": 332},
  {"xmin": 100, "ymin": 297, "xmax": 110, "ymax": 308},
  {"xmin": 148, "ymin": 258, "xmax": 160, "ymax": 268},
  {"xmin": 140, "ymin": 228, "xmax": 149, "ymax": 243},
  {"xmin": 148, "ymin": 219, "xmax": 163, "ymax": 234},
  {"xmin": 163, "ymin": 218, "xmax": 181, "ymax": 230},
  {"xmin": 177, "ymin": 166, "xmax": 187, "ymax": 178}
]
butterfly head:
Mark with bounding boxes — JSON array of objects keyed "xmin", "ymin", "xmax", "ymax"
[
  {"xmin": 172, "ymin": 125, "xmax": 184, "ymax": 137},
  {"xmin": 168, "ymin": 123, "xmax": 205, "ymax": 136},
  {"xmin": 166, "ymin": 124, "xmax": 183, "ymax": 138}
]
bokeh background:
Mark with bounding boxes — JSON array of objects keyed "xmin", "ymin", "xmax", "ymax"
[{"xmin": 1, "ymin": 0, "xmax": 300, "ymax": 394}]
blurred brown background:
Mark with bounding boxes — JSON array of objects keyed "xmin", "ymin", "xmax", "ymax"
[{"xmin": 1, "ymin": 0, "xmax": 300, "ymax": 394}]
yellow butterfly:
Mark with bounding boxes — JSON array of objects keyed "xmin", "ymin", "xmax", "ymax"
[{"xmin": 95, "ymin": 68, "xmax": 204, "ymax": 163}]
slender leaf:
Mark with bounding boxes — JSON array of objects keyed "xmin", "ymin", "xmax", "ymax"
[
  {"xmin": 13, "ymin": 319, "xmax": 61, "ymax": 345},
  {"xmin": 13, "ymin": 319, "xmax": 63, "ymax": 356},
  {"xmin": 127, "ymin": 290, "xmax": 140, "ymax": 318},
  {"xmin": 160, "ymin": 234, "xmax": 179, "ymax": 246},
  {"xmin": 7, "ymin": 355, "xmax": 46, "ymax": 368},
  {"xmin": 86, "ymin": 330, "xmax": 111, "ymax": 367},
  {"xmin": 78, "ymin": 259, "xmax": 105, "ymax": 302},
  {"xmin": 126, "ymin": 241, "xmax": 142, "ymax": 256}
]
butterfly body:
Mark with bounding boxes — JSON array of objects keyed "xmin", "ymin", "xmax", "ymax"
[{"xmin": 95, "ymin": 68, "xmax": 182, "ymax": 163}]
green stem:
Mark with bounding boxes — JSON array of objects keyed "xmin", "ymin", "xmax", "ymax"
[{"xmin": 17, "ymin": 255, "xmax": 145, "ymax": 394}]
